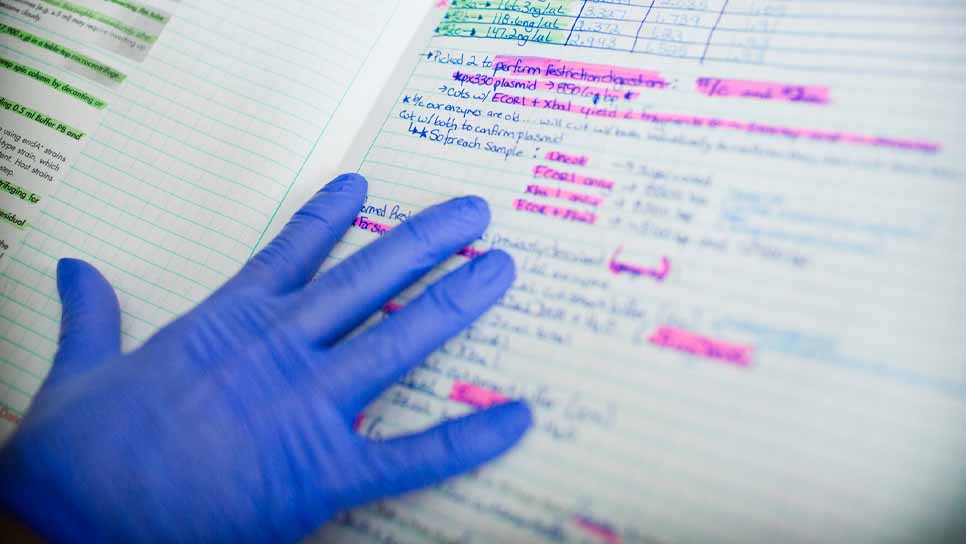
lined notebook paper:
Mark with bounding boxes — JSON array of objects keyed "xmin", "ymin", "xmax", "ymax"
[
  {"xmin": 0, "ymin": 0, "xmax": 419, "ymax": 423},
  {"xmin": 3, "ymin": 1, "xmax": 966, "ymax": 542},
  {"xmin": 312, "ymin": 2, "xmax": 966, "ymax": 542}
]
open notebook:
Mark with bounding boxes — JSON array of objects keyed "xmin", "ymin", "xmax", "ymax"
[{"xmin": 1, "ymin": 0, "xmax": 964, "ymax": 542}]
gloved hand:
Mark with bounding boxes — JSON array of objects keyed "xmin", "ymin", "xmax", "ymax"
[{"xmin": 0, "ymin": 174, "xmax": 531, "ymax": 543}]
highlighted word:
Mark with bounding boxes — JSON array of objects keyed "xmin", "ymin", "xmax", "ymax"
[
  {"xmin": 513, "ymin": 198, "xmax": 598, "ymax": 225},
  {"xmin": 533, "ymin": 165, "xmax": 614, "ymax": 189},
  {"xmin": 353, "ymin": 216, "xmax": 392, "ymax": 235},
  {"xmin": 696, "ymin": 78, "xmax": 829, "ymax": 104},
  {"xmin": 574, "ymin": 515, "xmax": 622, "ymax": 544},
  {"xmin": 649, "ymin": 326, "xmax": 753, "ymax": 367},
  {"xmin": 494, "ymin": 56, "xmax": 667, "ymax": 88},
  {"xmin": 457, "ymin": 246, "xmax": 486, "ymax": 259},
  {"xmin": 450, "ymin": 381, "xmax": 508, "ymax": 409},
  {"xmin": 545, "ymin": 150, "xmax": 589, "ymax": 166},
  {"xmin": 0, "ymin": 405, "xmax": 20, "ymax": 425},
  {"xmin": 526, "ymin": 184, "xmax": 603, "ymax": 206}
]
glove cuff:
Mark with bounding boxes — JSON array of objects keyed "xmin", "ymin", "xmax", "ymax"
[{"xmin": 0, "ymin": 436, "xmax": 107, "ymax": 543}]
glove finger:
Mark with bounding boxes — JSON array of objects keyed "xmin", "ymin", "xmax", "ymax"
[
  {"xmin": 345, "ymin": 400, "xmax": 532, "ymax": 505},
  {"xmin": 320, "ymin": 250, "xmax": 514, "ymax": 417},
  {"xmin": 292, "ymin": 196, "xmax": 490, "ymax": 345},
  {"xmin": 225, "ymin": 174, "xmax": 367, "ymax": 295},
  {"xmin": 50, "ymin": 258, "xmax": 122, "ymax": 383}
]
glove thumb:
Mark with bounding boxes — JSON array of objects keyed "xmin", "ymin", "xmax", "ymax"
[{"xmin": 48, "ymin": 258, "xmax": 122, "ymax": 385}]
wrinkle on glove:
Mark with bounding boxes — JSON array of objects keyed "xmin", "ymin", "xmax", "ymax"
[{"xmin": 0, "ymin": 173, "xmax": 531, "ymax": 543}]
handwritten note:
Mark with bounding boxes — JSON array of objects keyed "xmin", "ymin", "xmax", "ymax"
[
  {"xmin": 648, "ymin": 326, "xmax": 753, "ymax": 367},
  {"xmin": 322, "ymin": 1, "xmax": 966, "ymax": 542},
  {"xmin": 695, "ymin": 78, "xmax": 830, "ymax": 105}
]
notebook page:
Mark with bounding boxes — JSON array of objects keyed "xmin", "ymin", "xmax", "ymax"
[
  {"xmin": 316, "ymin": 1, "xmax": 966, "ymax": 542},
  {"xmin": 0, "ymin": 0, "xmax": 412, "ymax": 438},
  {"xmin": 252, "ymin": 1, "xmax": 435, "ymax": 247}
]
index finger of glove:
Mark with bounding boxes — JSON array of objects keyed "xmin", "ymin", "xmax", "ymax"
[
  {"xmin": 290, "ymin": 196, "xmax": 490, "ymax": 344},
  {"xmin": 224, "ymin": 174, "xmax": 367, "ymax": 295}
]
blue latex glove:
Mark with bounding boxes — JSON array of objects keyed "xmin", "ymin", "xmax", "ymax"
[{"xmin": 0, "ymin": 174, "xmax": 531, "ymax": 542}]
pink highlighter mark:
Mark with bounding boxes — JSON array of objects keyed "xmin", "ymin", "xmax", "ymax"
[
  {"xmin": 490, "ymin": 93, "xmax": 941, "ymax": 153},
  {"xmin": 609, "ymin": 246, "xmax": 670, "ymax": 281},
  {"xmin": 453, "ymin": 71, "xmax": 540, "ymax": 91},
  {"xmin": 494, "ymin": 56, "xmax": 667, "ymax": 88},
  {"xmin": 382, "ymin": 301, "xmax": 403, "ymax": 315},
  {"xmin": 527, "ymin": 184, "xmax": 603, "ymax": 207},
  {"xmin": 352, "ymin": 414, "xmax": 366, "ymax": 431},
  {"xmin": 696, "ymin": 77, "xmax": 830, "ymax": 104},
  {"xmin": 533, "ymin": 165, "xmax": 615, "ymax": 189},
  {"xmin": 513, "ymin": 198, "xmax": 598, "ymax": 225},
  {"xmin": 449, "ymin": 381, "xmax": 508, "ymax": 409},
  {"xmin": 649, "ymin": 326, "xmax": 753, "ymax": 367},
  {"xmin": 574, "ymin": 515, "xmax": 622, "ymax": 544},
  {"xmin": 457, "ymin": 246, "xmax": 486, "ymax": 259},
  {"xmin": 545, "ymin": 150, "xmax": 589, "ymax": 167},
  {"xmin": 454, "ymin": 72, "xmax": 639, "ymax": 102},
  {"xmin": 353, "ymin": 216, "xmax": 392, "ymax": 236}
]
